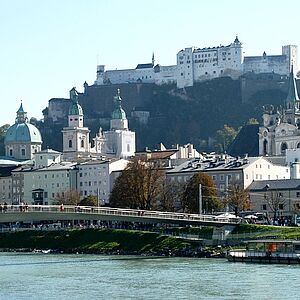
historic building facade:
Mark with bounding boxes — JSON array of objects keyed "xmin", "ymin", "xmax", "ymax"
[{"xmin": 259, "ymin": 67, "xmax": 300, "ymax": 156}]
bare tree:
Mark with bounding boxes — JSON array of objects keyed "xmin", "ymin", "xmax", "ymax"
[
  {"xmin": 224, "ymin": 183, "xmax": 250, "ymax": 216},
  {"xmin": 53, "ymin": 190, "xmax": 80, "ymax": 205},
  {"xmin": 264, "ymin": 189, "xmax": 286, "ymax": 221}
]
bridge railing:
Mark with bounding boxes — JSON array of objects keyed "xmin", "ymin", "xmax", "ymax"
[{"xmin": 1, "ymin": 205, "xmax": 241, "ymax": 224}]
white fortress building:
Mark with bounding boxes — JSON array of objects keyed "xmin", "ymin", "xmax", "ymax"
[{"xmin": 94, "ymin": 37, "xmax": 298, "ymax": 89}]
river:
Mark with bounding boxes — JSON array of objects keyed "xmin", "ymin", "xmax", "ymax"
[{"xmin": 0, "ymin": 253, "xmax": 298, "ymax": 300}]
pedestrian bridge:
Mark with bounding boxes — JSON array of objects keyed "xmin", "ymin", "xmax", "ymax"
[{"xmin": 0, "ymin": 205, "xmax": 241, "ymax": 227}]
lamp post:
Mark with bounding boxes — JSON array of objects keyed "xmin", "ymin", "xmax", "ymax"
[{"xmin": 199, "ymin": 183, "xmax": 202, "ymax": 214}]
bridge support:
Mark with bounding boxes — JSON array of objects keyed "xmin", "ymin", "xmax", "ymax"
[{"xmin": 212, "ymin": 225, "xmax": 236, "ymax": 242}]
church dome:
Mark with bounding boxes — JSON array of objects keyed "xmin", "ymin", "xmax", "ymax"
[
  {"xmin": 69, "ymin": 102, "xmax": 83, "ymax": 116},
  {"xmin": 112, "ymin": 107, "xmax": 126, "ymax": 120},
  {"xmin": 5, "ymin": 102, "xmax": 42, "ymax": 144},
  {"xmin": 69, "ymin": 87, "xmax": 83, "ymax": 116},
  {"xmin": 5, "ymin": 123, "xmax": 42, "ymax": 143},
  {"xmin": 111, "ymin": 89, "xmax": 127, "ymax": 120}
]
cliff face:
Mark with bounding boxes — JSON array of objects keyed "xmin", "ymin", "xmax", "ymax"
[{"xmin": 37, "ymin": 76, "xmax": 290, "ymax": 153}]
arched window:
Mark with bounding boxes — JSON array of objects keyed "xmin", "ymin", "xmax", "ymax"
[
  {"xmin": 297, "ymin": 142, "xmax": 300, "ymax": 149},
  {"xmin": 263, "ymin": 140, "xmax": 268, "ymax": 155},
  {"xmin": 69, "ymin": 140, "xmax": 72, "ymax": 148},
  {"xmin": 9, "ymin": 149, "xmax": 13, "ymax": 156},
  {"xmin": 81, "ymin": 140, "xmax": 84, "ymax": 148},
  {"xmin": 281, "ymin": 142, "xmax": 288, "ymax": 154}
]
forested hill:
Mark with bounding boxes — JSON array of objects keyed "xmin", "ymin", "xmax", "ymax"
[
  {"xmin": 120, "ymin": 76, "xmax": 287, "ymax": 152},
  {"xmin": 0, "ymin": 76, "xmax": 289, "ymax": 155}
]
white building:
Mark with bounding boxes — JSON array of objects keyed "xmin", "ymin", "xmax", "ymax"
[
  {"xmin": 94, "ymin": 37, "xmax": 297, "ymax": 89},
  {"xmin": 62, "ymin": 88, "xmax": 90, "ymax": 161},
  {"xmin": 23, "ymin": 163, "xmax": 77, "ymax": 205},
  {"xmin": 103, "ymin": 89, "xmax": 136, "ymax": 158},
  {"xmin": 243, "ymin": 46, "xmax": 297, "ymax": 75},
  {"xmin": 0, "ymin": 167, "xmax": 13, "ymax": 204},
  {"xmin": 77, "ymin": 158, "xmax": 129, "ymax": 204},
  {"xmin": 176, "ymin": 36, "xmax": 243, "ymax": 88},
  {"xmin": 167, "ymin": 155, "xmax": 290, "ymax": 196}
]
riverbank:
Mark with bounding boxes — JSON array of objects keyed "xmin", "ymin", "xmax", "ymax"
[
  {"xmin": 0, "ymin": 228, "xmax": 213, "ymax": 257},
  {"xmin": 1, "ymin": 225, "xmax": 300, "ymax": 257}
]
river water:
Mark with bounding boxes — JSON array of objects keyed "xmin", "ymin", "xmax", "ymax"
[{"xmin": 0, "ymin": 253, "xmax": 299, "ymax": 300}]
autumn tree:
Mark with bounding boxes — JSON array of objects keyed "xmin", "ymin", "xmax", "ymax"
[
  {"xmin": 182, "ymin": 172, "xmax": 223, "ymax": 214},
  {"xmin": 214, "ymin": 124, "xmax": 238, "ymax": 152},
  {"xmin": 109, "ymin": 157, "xmax": 165, "ymax": 210},
  {"xmin": 54, "ymin": 190, "xmax": 80, "ymax": 205},
  {"xmin": 224, "ymin": 183, "xmax": 250, "ymax": 216},
  {"xmin": 79, "ymin": 195, "xmax": 98, "ymax": 206}
]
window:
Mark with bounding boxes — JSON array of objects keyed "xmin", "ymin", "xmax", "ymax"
[
  {"xmin": 220, "ymin": 175, "xmax": 224, "ymax": 181},
  {"xmin": 9, "ymin": 149, "xmax": 13, "ymax": 156},
  {"xmin": 21, "ymin": 149, "xmax": 25, "ymax": 156},
  {"xmin": 69, "ymin": 140, "xmax": 72, "ymax": 148},
  {"xmin": 262, "ymin": 204, "xmax": 267, "ymax": 210},
  {"xmin": 297, "ymin": 192, "xmax": 300, "ymax": 198},
  {"xmin": 279, "ymin": 204, "xmax": 284, "ymax": 210}
]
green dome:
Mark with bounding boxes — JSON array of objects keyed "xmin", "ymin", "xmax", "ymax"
[
  {"xmin": 111, "ymin": 89, "xmax": 127, "ymax": 120},
  {"xmin": 69, "ymin": 102, "xmax": 83, "ymax": 116},
  {"xmin": 112, "ymin": 107, "xmax": 126, "ymax": 120},
  {"xmin": 5, "ymin": 123, "xmax": 42, "ymax": 144}
]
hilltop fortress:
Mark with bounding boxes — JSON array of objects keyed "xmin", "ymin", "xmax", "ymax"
[{"xmin": 95, "ymin": 37, "xmax": 298, "ymax": 89}]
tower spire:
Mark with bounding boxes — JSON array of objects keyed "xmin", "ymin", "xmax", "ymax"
[
  {"xmin": 152, "ymin": 52, "xmax": 155, "ymax": 66},
  {"xmin": 286, "ymin": 65, "xmax": 299, "ymax": 110}
]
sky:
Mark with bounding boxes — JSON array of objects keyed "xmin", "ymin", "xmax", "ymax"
[{"xmin": 1, "ymin": 0, "xmax": 300, "ymax": 124}]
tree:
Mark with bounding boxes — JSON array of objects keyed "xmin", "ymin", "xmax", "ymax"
[
  {"xmin": 247, "ymin": 118, "xmax": 259, "ymax": 125},
  {"xmin": 109, "ymin": 157, "xmax": 165, "ymax": 210},
  {"xmin": 79, "ymin": 195, "xmax": 98, "ymax": 206},
  {"xmin": 224, "ymin": 183, "xmax": 250, "ymax": 216},
  {"xmin": 158, "ymin": 180, "xmax": 186, "ymax": 212},
  {"xmin": 264, "ymin": 189, "xmax": 286, "ymax": 221},
  {"xmin": 214, "ymin": 124, "xmax": 238, "ymax": 152},
  {"xmin": 182, "ymin": 172, "xmax": 223, "ymax": 214},
  {"xmin": 53, "ymin": 190, "xmax": 80, "ymax": 205}
]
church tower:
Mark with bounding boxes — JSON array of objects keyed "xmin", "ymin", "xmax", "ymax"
[
  {"xmin": 104, "ymin": 89, "xmax": 135, "ymax": 158},
  {"xmin": 62, "ymin": 88, "xmax": 90, "ymax": 160},
  {"xmin": 283, "ymin": 65, "xmax": 300, "ymax": 126}
]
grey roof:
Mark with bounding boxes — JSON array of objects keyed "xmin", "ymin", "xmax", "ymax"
[
  {"xmin": 35, "ymin": 149, "xmax": 61, "ymax": 155},
  {"xmin": 136, "ymin": 63, "xmax": 153, "ymax": 69},
  {"xmin": 248, "ymin": 179, "xmax": 300, "ymax": 191},
  {"xmin": 167, "ymin": 156, "xmax": 260, "ymax": 174},
  {"xmin": 264, "ymin": 156, "xmax": 287, "ymax": 166},
  {"xmin": 244, "ymin": 55, "xmax": 287, "ymax": 62}
]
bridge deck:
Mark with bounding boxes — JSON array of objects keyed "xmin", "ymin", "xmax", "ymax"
[{"xmin": 0, "ymin": 205, "xmax": 241, "ymax": 226}]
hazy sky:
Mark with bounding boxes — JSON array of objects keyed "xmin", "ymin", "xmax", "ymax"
[{"xmin": 1, "ymin": 0, "xmax": 300, "ymax": 124}]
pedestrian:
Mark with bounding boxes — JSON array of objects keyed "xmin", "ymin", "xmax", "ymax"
[{"xmin": 3, "ymin": 202, "xmax": 7, "ymax": 213}]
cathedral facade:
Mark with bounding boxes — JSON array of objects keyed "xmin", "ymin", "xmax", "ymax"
[
  {"xmin": 62, "ymin": 88, "xmax": 135, "ymax": 161},
  {"xmin": 259, "ymin": 67, "xmax": 300, "ymax": 156}
]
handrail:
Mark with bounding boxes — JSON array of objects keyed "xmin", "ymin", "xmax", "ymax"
[{"xmin": 0, "ymin": 205, "xmax": 241, "ymax": 224}]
